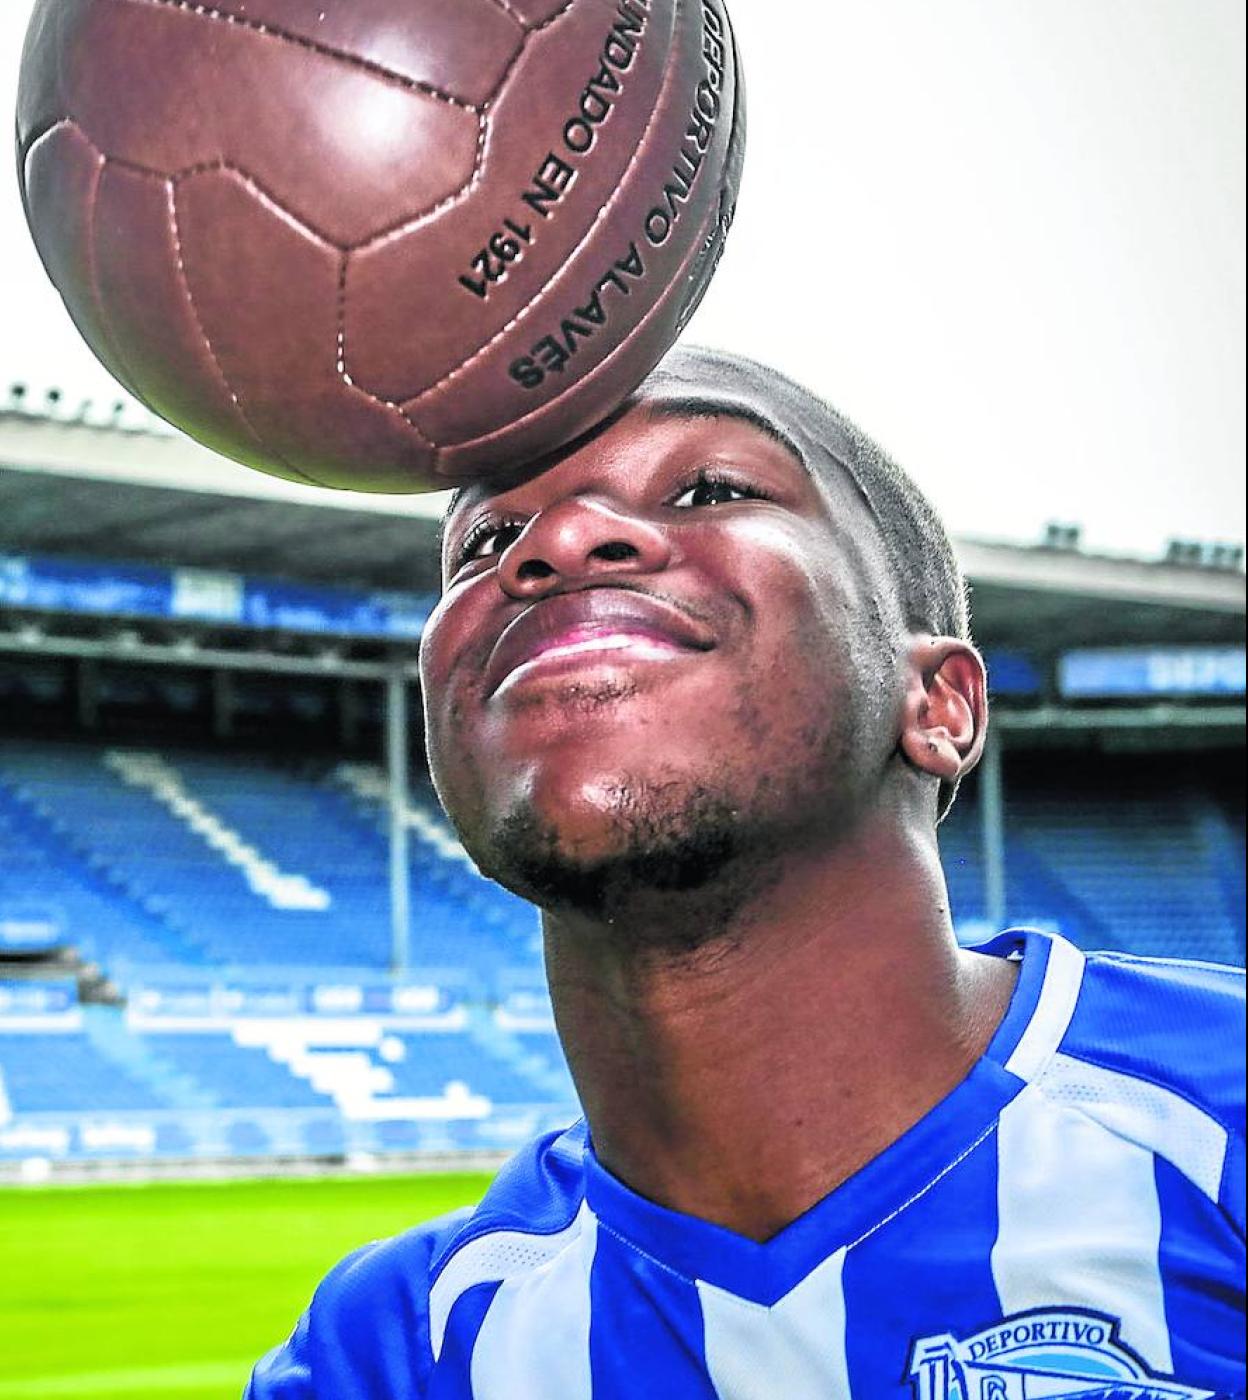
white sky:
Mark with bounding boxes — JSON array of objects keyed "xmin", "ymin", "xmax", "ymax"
[{"xmin": 1, "ymin": 0, "xmax": 1243, "ymax": 557}]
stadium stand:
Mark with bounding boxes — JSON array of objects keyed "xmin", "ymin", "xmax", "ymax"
[
  {"xmin": 944, "ymin": 752, "xmax": 1246, "ymax": 967},
  {"xmin": 0, "ymin": 975, "xmax": 576, "ymax": 1162},
  {"xmin": 0, "ymin": 738, "xmax": 541, "ymax": 979},
  {"xmin": 5, "ymin": 737, "xmax": 1240, "ymax": 982},
  {"xmin": 0, "ymin": 398, "xmax": 1241, "ymax": 1173},
  {"xmin": 2, "ymin": 737, "xmax": 1242, "ymax": 1168}
]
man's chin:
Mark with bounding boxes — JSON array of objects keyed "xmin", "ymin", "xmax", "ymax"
[{"xmin": 472, "ymin": 775, "xmax": 748, "ymax": 924}]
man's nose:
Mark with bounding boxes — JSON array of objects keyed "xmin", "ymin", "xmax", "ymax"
[{"xmin": 496, "ymin": 495, "xmax": 672, "ymax": 598}]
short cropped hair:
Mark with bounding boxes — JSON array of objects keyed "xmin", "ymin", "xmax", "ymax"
[
  {"xmin": 820, "ymin": 404, "xmax": 971, "ymax": 645},
  {"xmin": 812, "ymin": 401, "xmax": 973, "ymax": 823},
  {"xmin": 645, "ymin": 349, "xmax": 971, "ymax": 648}
]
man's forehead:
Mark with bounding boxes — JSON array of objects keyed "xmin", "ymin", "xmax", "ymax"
[
  {"xmin": 640, "ymin": 389, "xmax": 806, "ymax": 467},
  {"xmin": 440, "ymin": 349, "xmax": 868, "ymax": 539},
  {"xmin": 444, "ymin": 384, "xmax": 806, "ymax": 519}
]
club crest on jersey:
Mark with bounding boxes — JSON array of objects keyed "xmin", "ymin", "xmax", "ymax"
[{"xmin": 907, "ymin": 1307, "xmax": 1213, "ymax": 1399}]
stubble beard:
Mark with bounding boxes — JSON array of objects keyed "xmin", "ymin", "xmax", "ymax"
[
  {"xmin": 440, "ymin": 610, "xmax": 888, "ymax": 955},
  {"xmin": 485, "ymin": 776, "xmax": 752, "ymax": 939},
  {"xmin": 468, "ymin": 706, "xmax": 858, "ymax": 955}
]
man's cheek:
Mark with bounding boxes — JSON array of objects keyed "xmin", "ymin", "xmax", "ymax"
[
  {"xmin": 417, "ymin": 621, "xmax": 446, "ymax": 697},
  {"xmin": 761, "ymin": 558, "xmax": 843, "ymax": 668},
  {"xmin": 420, "ymin": 596, "xmax": 481, "ymax": 702},
  {"xmin": 426, "ymin": 715, "xmax": 490, "ymax": 845}
]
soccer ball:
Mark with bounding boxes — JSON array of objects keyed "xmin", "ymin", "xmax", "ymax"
[{"xmin": 17, "ymin": 0, "xmax": 745, "ymax": 492}]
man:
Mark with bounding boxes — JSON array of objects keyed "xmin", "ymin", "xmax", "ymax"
[{"xmin": 248, "ymin": 349, "xmax": 1245, "ymax": 1398}]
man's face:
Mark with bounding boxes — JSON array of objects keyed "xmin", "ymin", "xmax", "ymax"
[{"xmin": 419, "ymin": 395, "xmax": 905, "ymax": 916}]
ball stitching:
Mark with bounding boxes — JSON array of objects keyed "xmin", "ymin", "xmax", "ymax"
[
  {"xmin": 165, "ymin": 175, "xmax": 325, "ymax": 486},
  {"xmin": 26, "ymin": 117, "xmax": 439, "ymax": 466},
  {"xmin": 403, "ymin": 0, "xmax": 689, "ymax": 406},
  {"xmin": 333, "ymin": 253, "xmax": 437, "ymax": 454},
  {"xmin": 345, "ymin": 0, "xmax": 579, "ymax": 258},
  {"xmin": 78, "ymin": 135, "xmax": 148, "ymax": 405},
  {"xmin": 106, "ymin": 0, "xmax": 480, "ymax": 110}
]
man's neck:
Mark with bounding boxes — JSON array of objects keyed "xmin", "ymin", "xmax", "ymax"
[{"xmin": 543, "ymin": 814, "xmax": 1017, "ymax": 1243}]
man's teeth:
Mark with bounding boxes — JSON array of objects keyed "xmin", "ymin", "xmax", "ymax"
[
  {"xmin": 495, "ymin": 633, "xmax": 681, "ymax": 693},
  {"xmin": 536, "ymin": 633, "xmax": 676, "ymax": 662}
]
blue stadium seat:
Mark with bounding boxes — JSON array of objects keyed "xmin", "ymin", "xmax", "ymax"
[
  {"xmin": 0, "ymin": 739, "xmax": 1238, "ymax": 1168},
  {"xmin": 0, "ymin": 739, "xmax": 541, "ymax": 981},
  {"xmin": 944, "ymin": 757, "xmax": 1246, "ymax": 966},
  {"xmin": 0, "ymin": 1031, "xmax": 170, "ymax": 1113}
]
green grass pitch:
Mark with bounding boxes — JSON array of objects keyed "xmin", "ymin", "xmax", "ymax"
[{"xmin": 0, "ymin": 1171, "xmax": 494, "ymax": 1399}]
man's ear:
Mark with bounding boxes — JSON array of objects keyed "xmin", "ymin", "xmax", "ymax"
[{"xmin": 898, "ymin": 637, "xmax": 988, "ymax": 786}]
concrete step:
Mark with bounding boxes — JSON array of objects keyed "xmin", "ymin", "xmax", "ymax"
[
  {"xmin": 81, "ymin": 1004, "xmax": 220, "ymax": 1110},
  {"xmin": 464, "ymin": 1006, "xmax": 574, "ymax": 1103}
]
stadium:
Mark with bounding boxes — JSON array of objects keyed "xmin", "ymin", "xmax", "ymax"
[
  {"xmin": 2, "ymin": 2, "xmax": 1244, "ymax": 1395},
  {"xmin": 1, "ymin": 387, "xmax": 1243, "ymax": 1394}
]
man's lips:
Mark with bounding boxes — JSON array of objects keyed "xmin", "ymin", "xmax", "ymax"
[{"xmin": 482, "ymin": 590, "xmax": 716, "ymax": 698}]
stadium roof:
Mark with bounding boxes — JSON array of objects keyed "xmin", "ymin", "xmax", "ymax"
[
  {"xmin": 2, "ymin": 403, "xmax": 1243, "ymax": 653},
  {"xmin": 0, "ymin": 403, "xmax": 448, "ymax": 593}
]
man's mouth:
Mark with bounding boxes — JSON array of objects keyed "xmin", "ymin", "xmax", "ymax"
[{"xmin": 483, "ymin": 590, "xmax": 716, "ymax": 699}]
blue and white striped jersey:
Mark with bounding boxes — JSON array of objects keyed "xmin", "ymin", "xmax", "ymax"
[{"xmin": 247, "ymin": 930, "xmax": 1246, "ymax": 1399}]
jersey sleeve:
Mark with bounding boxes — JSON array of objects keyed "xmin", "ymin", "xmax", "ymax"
[
  {"xmin": 1220, "ymin": 1080, "xmax": 1246, "ymax": 1242},
  {"xmin": 245, "ymin": 1209, "xmax": 472, "ymax": 1400},
  {"xmin": 1069, "ymin": 952, "xmax": 1246, "ymax": 1240}
]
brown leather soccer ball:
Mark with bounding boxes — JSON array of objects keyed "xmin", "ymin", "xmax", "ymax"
[{"xmin": 17, "ymin": 0, "xmax": 744, "ymax": 492}]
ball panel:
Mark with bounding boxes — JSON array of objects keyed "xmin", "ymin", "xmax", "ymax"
[
  {"xmin": 92, "ymin": 162, "xmax": 310, "ymax": 483},
  {"xmin": 342, "ymin": 0, "xmax": 676, "ymax": 403},
  {"xmin": 21, "ymin": 122, "xmax": 145, "ymax": 402},
  {"xmin": 174, "ymin": 169, "xmax": 435, "ymax": 490},
  {"xmin": 429, "ymin": 194, "xmax": 726, "ymax": 479},
  {"xmin": 405, "ymin": 0, "xmax": 741, "ymax": 454},
  {"xmin": 192, "ymin": 0, "xmax": 526, "ymax": 106},
  {"xmin": 502, "ymin": 0, "xmax": 579, "ymax": 27},
  {"xmin": 15, "ymin": 0, "xmax": 74, "ymax": 151},
  {"xmin": 41, "ymin": 0, "xmax": 480, "ymax": 247}
]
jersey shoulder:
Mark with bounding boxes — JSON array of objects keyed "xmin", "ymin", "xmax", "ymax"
[
  {"xmin": 245, "ymin": 1120, "xmax": 589, "ymax": 1400},
  {"xmin": 1060, "ymin": 946, "xmax": 1245, "ymax": 1234},
  {"xmin": 1064, "ymin": 948, "xmax": 1245, "ymax": 1116}
]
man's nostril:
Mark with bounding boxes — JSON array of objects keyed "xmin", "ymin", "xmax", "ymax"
[
  {"xmin": 593, "ymin": 541, "xmax": 640, "ymax": 564},
  {"xmin": 516, "ymin": 559, "xmax": 557, "ymax": 582}
]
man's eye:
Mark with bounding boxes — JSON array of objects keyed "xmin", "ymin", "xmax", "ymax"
[
  {"xmin": 459, "ymin": 520, "xmax": 524, "ymax": 565},
  {"xmin": 671, "ymin": 473, "xmax": 760, "ymax": 509}
]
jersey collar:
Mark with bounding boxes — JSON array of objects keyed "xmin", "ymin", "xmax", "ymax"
[{"xmin": 582, "ymin": 928, "xmax": 1085, "ymax": 1304}]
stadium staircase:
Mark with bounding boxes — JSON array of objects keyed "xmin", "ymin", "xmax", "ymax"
[
  {"xmin": 0, "ymin": 739, "xmax": 543, "ymax": 982},
  {"xmin": 232, "ymin": 1017, "xmax": 559, "ymax": 1117},
  {"xmin": 0, "ymin": 760, "xmax": 194, "ymax": 969},
  {"xmin": 464, "ymin": 1007, "xmax": 576, "ymax": 1104},
  {"xmin": 104, "ymin": 750, "xmax": 331, "ymax": 912},
  {"xmin": 134, "ymin": 1031, "xmax": 339, "ymax": 1111},
  {"xmin": 81, "ymin": 1005, "xmax": 217, "ymax": 1110},
  {"xmin": 2, "ymin": 736, "xmax": 1241, "ymax": 1171}
]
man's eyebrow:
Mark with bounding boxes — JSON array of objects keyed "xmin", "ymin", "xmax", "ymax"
[
  {"xmin": 437, "ymin": 487, "xmax": 468, "ymax": 556},
  {"xmin": 645, "ymin": 395, "xmax": 806, "ymax": 468},
  {"xmin": 437, "ymin": 396, "xmax": 806, "ymax": 557}
]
